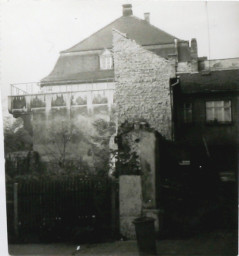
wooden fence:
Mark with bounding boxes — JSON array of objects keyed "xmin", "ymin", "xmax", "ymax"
[{"xmin": 7, "ymin": 176, "xmax": 118, "ymax": 243}]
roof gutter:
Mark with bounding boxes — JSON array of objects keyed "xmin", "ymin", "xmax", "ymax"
[{"xmin": 40, "ymin": 78, "xmax": 115, "ymax": 87}]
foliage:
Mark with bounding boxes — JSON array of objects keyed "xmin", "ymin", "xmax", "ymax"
[
  {"xmin": 5, "ymin": 151, "xmax": 45, "ymax": 181},
  {"xmin": 4, "ymin": 116, "xmax": 117, "ymax": 177},
  {"xmin": 90, "ymin": 119, "xmax": 116, "ymax": 176},
  {"xmin": 41, "ymin": 118, "xmax": 116, "ymax": 176},
  {"xmin": 4, "ymin": 117, "xmax": 32, "ymax": 153},
  {"xmin": 113, "ymin": 121, "xmax": 141, "ymax": 177},
  {"xmin": 4, "ymin": 117, "xmax": 37, "ymax": 179},
  {"xmin": 42, "ymin": 120, "xmax": 89, "ymax": 173}
]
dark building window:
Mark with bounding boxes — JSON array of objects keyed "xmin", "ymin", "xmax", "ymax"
[
  {"xmin": 183, "ymin": 103, "xmax": 192, "ymax": 123},
  {"xmin": 206, "ymin": 100, "xmax": 231, "ymax": 123}
]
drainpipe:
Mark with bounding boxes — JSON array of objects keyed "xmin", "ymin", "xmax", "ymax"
[{"xmin": 170, "ymin": 77, "xmax": 179, "ymax": 141}]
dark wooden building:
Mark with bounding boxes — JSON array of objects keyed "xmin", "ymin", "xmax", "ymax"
[{"xmin": 174, "ymin": 69, "xmax": 239, "ymax": 179}]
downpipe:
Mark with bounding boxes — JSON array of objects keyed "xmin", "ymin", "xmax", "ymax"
[{"xmin": 170, "ymin": 78, "xmax": 179, "ymax": 141}]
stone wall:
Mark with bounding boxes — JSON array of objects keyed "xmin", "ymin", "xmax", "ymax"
[{"xmin": 113, "ymin": 29, "xmax": 176, "ymax": 140}]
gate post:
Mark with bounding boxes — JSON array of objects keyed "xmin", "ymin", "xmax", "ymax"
[
  {"xmin": 13, "ymin": 183, "xmax": 19, "ymax": 238},
  {"xmin": 111, "ymin": 178, "xmax": 117, "ymax": 236},
  {"xmin": 119, "ymin": 175, "xmax": 142, "ymax": 239},
  {"xmin": 140, "ymin": 131, "xmax": 162, "ymax": 234}
]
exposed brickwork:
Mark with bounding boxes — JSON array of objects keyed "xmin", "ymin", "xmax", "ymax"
[{"xmin": 113, "ymin": 30, "xmax": 176, "ymax": 140}]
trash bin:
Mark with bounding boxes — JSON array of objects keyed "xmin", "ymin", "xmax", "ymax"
[{"xmin": 133, "ymin": 216, "xmax": 157, "ymax": 256}]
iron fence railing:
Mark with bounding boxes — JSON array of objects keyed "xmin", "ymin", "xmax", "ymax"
[{"xmin": 7, "ymin": 176, "xmax": 118, "ymax": 243}]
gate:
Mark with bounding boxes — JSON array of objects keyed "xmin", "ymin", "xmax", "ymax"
[{"xmin": 9, "ymin": 176, "xmax": 118, "ymax": 243}]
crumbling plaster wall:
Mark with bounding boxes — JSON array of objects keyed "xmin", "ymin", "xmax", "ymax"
[{"xmin": 113, "ymin": 29, "xmax": 176, "ymax": 140}]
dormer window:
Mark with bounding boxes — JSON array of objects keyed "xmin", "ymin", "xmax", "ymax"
[{"xmin": 100, "ymin": 49, "xmax": 113, "ymax": 70}]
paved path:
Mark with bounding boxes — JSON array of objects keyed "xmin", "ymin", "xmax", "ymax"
[{"xmin": 9, "ymin": 241, "xmax": 138, "ymax": 256}]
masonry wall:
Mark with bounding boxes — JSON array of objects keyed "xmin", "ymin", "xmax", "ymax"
[{"xmin": 113, "ymin": 30, "xmax": 176, "ymax": 140}]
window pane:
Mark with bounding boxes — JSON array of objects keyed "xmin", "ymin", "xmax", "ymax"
[
  {"xmin": 100, "ymin": 55, "xmax": 112, "ymax": 70},
  {"xmin": 206, "ymin": 108, "xmax": 214, "ymax": 121},
  {"xmin": 224, "ymin": 101, "xmax": 231, "ymax": 108},
  {"xmin": 224, "ymin": 108, "xmax": 232, "ymax": 122},
  {"xmin": 206, "ymin": 101, "xmax": 214, "ymax": 108},
  {"xmin": 214, "ymin": 101, "xmax": 223, "ymax": 107},
  {"xmin": 215, "ymin": 107, "xmax": 223, "ymax": 121},
  {"xmin": 206, "ymin": 100, "xmax": 232, "ymax": 123}
]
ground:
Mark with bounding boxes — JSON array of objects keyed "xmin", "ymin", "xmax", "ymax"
[{"xmin": 9, "ymin": 229, "xmax": 237, "ymax": 256}]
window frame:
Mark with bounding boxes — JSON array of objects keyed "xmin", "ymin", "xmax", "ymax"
[{"xmin": 205, "ymin": 99, "xmax": 232, "ymax": 124}]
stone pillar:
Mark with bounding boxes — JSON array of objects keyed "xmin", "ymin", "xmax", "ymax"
[
  {"xmin": 139, "ymin": 130, "xmax": 162, "ymax": 233},
  {"xmin": 117, "ymin": 125, "xmax": 163, "ymax": 237},
  {"xmin": 140, "ymin": 131, "xmax": 157, "ymax": 208},
  {"xmin": 119, "ymin": 175, "xmax": 142, "ymax": 239}
]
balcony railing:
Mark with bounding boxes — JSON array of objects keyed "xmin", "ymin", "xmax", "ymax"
[
  {"xmin": 9, "ymin": 82, "xmax": 115, "ymax": 116},
  {"xmin": 10, "ymin": 82, "xmax": 115, "ymax": 96},
  {"xmin": 11, "ymin": 82, "xmax": 41, "ymax": 96}
]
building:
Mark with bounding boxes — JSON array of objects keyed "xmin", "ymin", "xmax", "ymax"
[
  {"xmin": 7, "ymin": 3, "xmax": 238, "ymax": 239},
  {"xmin": 175, "ymin": 68, "xmax": 239, "ymax": 177},
  {"xmin": 8, "ymin": 4, "xmax": 239, "ymax": 177}
]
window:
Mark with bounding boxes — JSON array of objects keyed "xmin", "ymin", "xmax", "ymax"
[
  {"xmin": 100, "ymin": 49, "xmax": 113, "ymax": 70},
  {"xmin": 183, "ymin": 103, "xmax": 192, "ymax": 123},
  {"xmin": 206, "ymin": 100, "xmax": 231, "ymax": 123}
]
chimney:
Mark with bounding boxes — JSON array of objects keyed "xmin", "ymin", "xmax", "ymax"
[
  {"xmin": 144, "ymin": 13, "xmax": 150, "ymax": 23},
  {"xmin": 122, "ymin": 4, "xmax": 133, "ymax": 16},
  {"xmin": 190, "ymin": 38, "xmax": 198, "ymax": 72},
  {"xmin": 191, "ymin": 38, "xmax": 198, "ymax": 59}
]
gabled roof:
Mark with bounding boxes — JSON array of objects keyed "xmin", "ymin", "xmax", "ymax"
[
  {"xmin": 62, "ymin": 15, "xmax": 179, "ymax": 53},
  {"xmin": 41, "ymin": 13, "xmax": 180, "ymax": 84},
  {"xmin": 179, "ymin": 69, "xmax": 239, "ymax": 94}
]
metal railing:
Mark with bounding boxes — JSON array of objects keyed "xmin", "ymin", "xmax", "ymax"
[
  {"xmin": 10, "ymin": 82, "xmax": 116, "ymax": 96},
  {"xmin": 10, "ymin": 83, "xmax": 41, "ymax": 96}
]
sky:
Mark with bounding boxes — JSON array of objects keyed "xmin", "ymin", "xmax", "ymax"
[{"xmin": 1, "ymin": 0, "xmax": 239, "ymax": 117}]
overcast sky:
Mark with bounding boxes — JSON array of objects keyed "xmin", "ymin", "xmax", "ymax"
[{"xmin": 1, "ymin": 0, "xmax": 239, "ymax": 116}]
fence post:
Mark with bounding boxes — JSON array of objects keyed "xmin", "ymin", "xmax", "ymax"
[{"xmin": 13, "ymin": 183, "xmax": 19, "ymax": 238}]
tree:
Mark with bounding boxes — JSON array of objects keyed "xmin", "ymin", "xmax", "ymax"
[
  {"xmin": 4, "ymin": 117, "xmax": 32, "ymax": 154},
  {"xmin": 3, "ymin": 117, "xmax": 44, "ymax": 178},
  {"xmin": 42, "ymin": 120, "xmax": 90, "ymax": 174}
]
